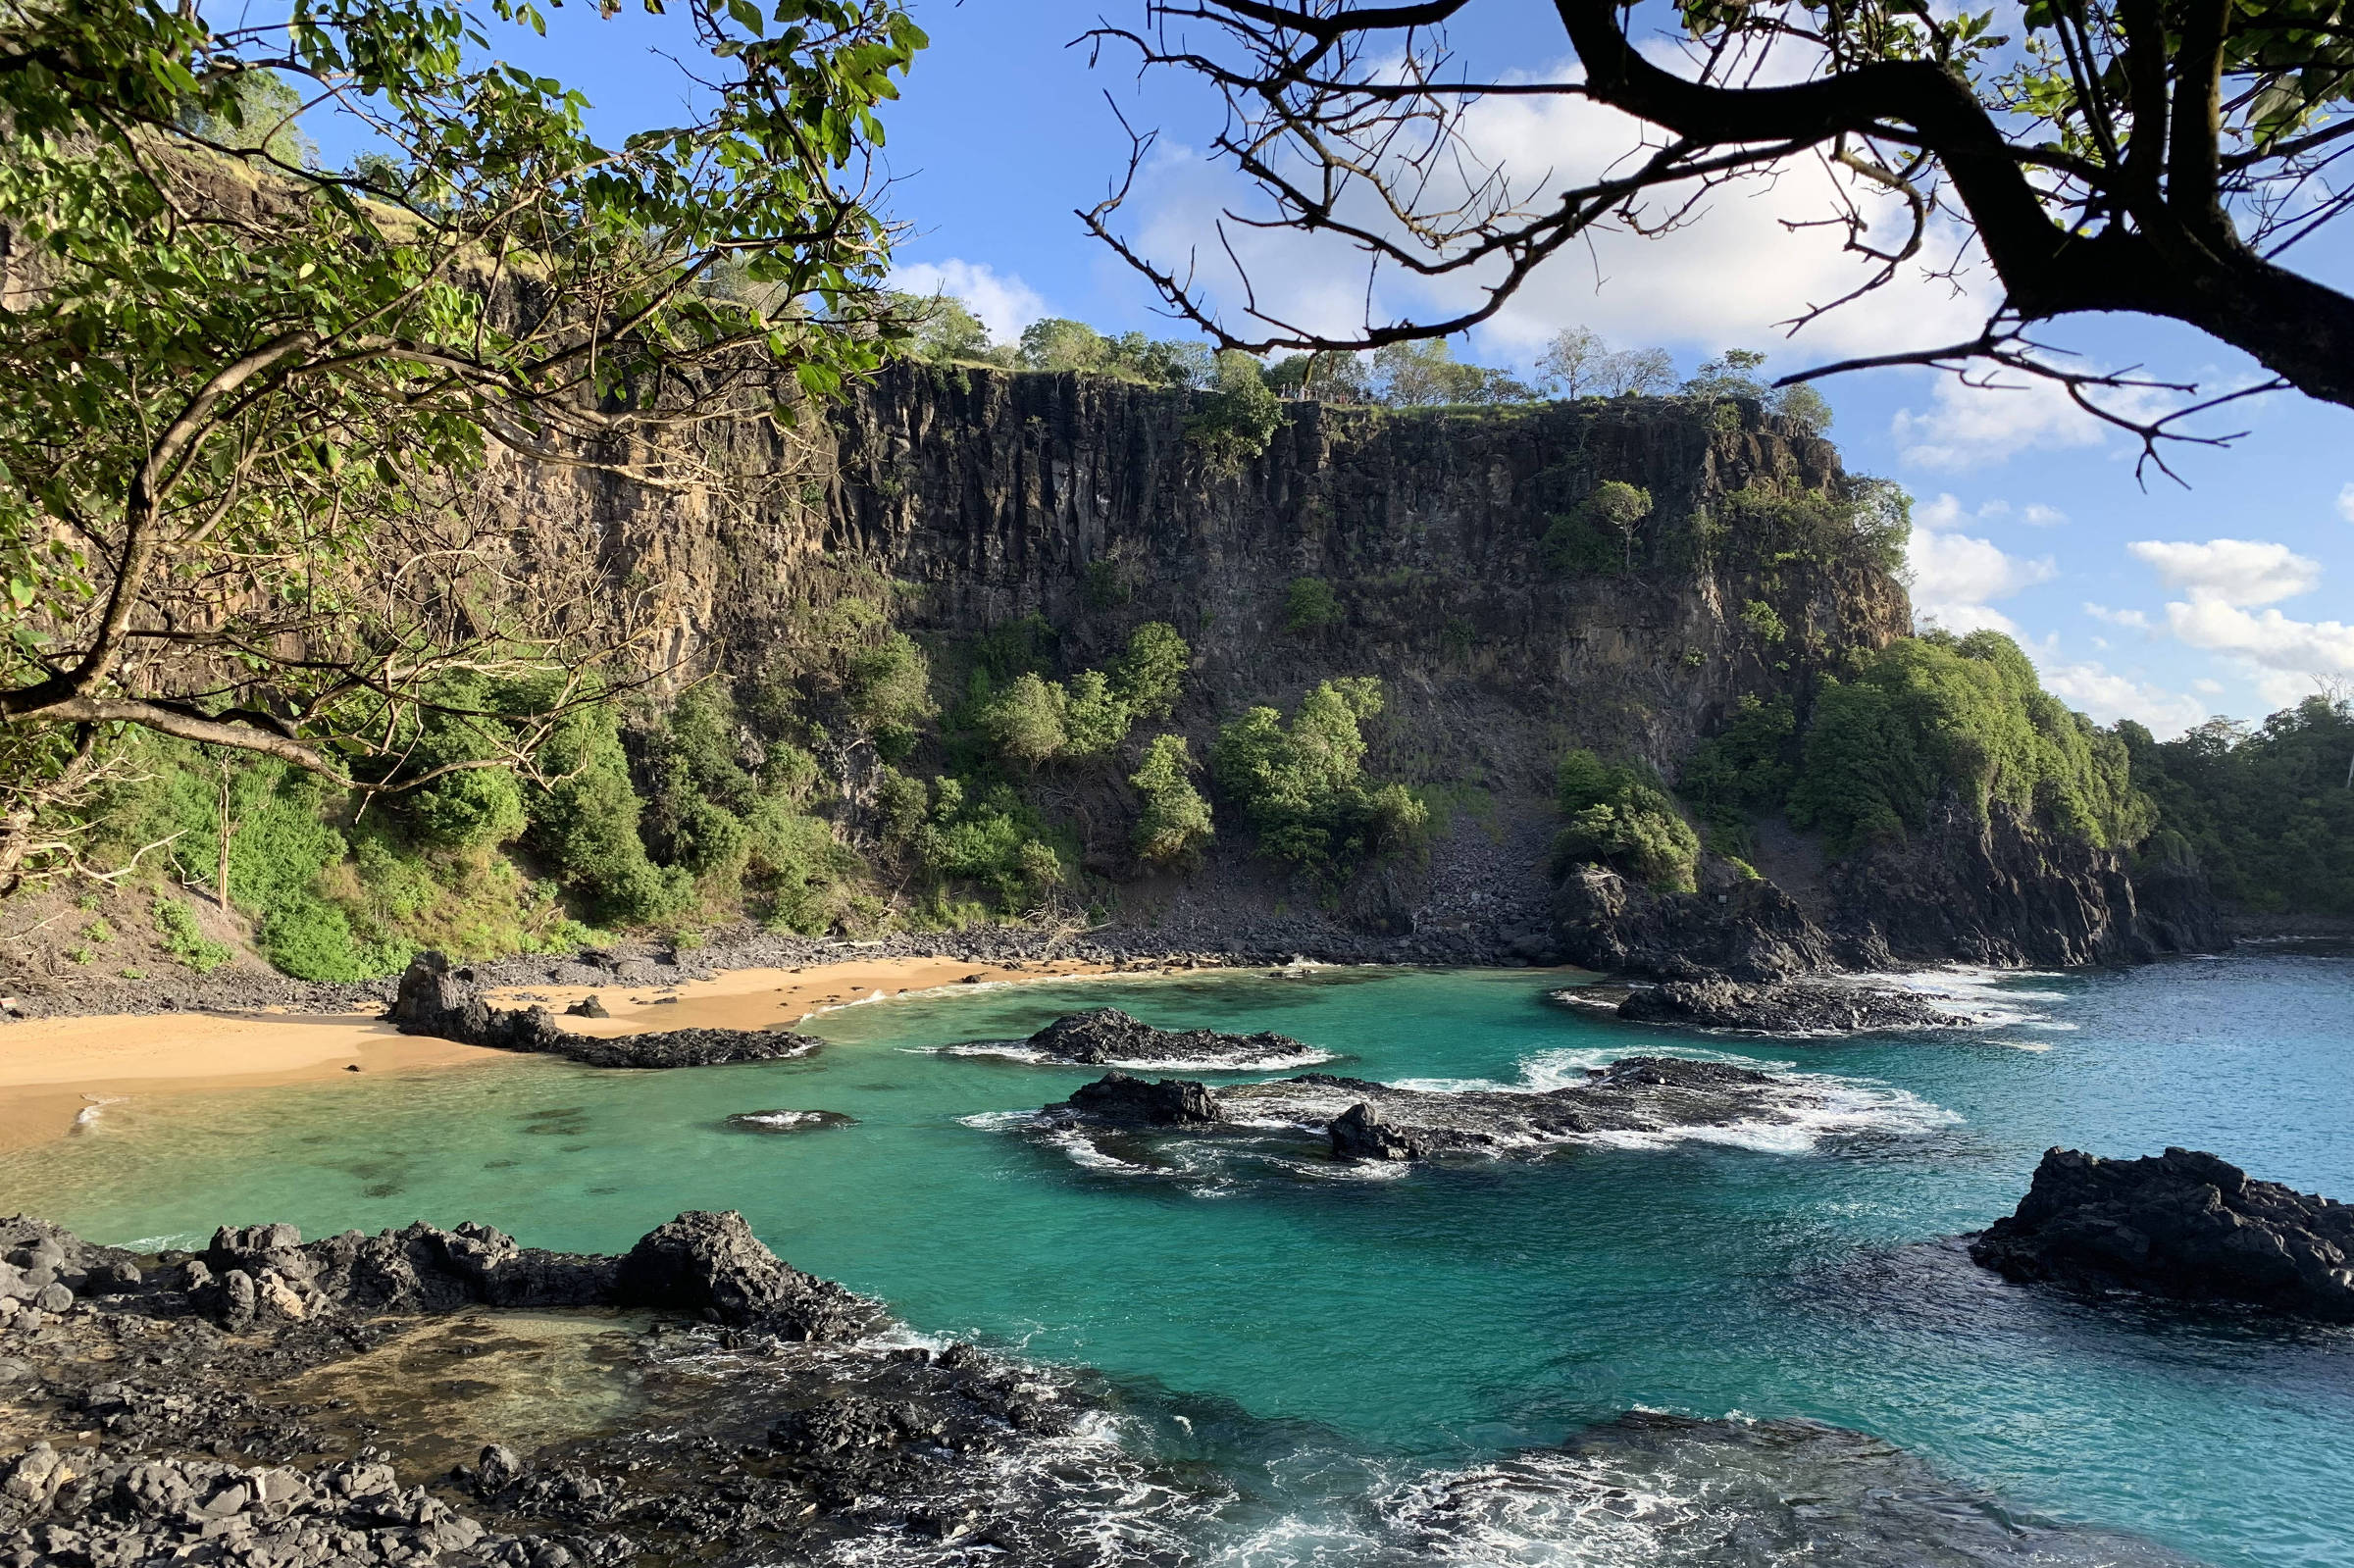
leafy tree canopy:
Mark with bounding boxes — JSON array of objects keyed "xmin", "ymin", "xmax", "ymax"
[{"xmin": 0, "ymin": 0, "xmax": 923, "ymax": 889}]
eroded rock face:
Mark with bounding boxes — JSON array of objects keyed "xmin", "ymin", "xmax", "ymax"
[
  {"xmin": 390, "ymin": 952, "xmax": 821, "ymax": 1068},
  {"xmin": 1023, "ymin": 1008, "xmax": 1320, "ymax": 1067},
  {"xmin": 1328, "ymin": 1102, "xmax": 1421, "ymax": 1162},
  {"xmin": 1970, "ymin": 1146, "xmax": 2354, "ymax": 1320},
  {"xmin": 1613, "ymin": 980, "xmax": 1966, "ymax": 1035}
]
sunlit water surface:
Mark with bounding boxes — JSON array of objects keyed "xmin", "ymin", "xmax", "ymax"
[{"xmin": 5, "ymin": 948, "xmax": 2350, "ymax": 1565}]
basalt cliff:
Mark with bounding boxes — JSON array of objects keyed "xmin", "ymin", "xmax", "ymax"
[{"xmin": 485, "ymin": 363, "xmax": 2217, "ymax": 978}]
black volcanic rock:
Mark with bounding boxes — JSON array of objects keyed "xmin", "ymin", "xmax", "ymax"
[
  {"xmin": 390, "ymin": 951, "xmax": 820, "ymax": 1067},
  {"xmin": 1329, "ymin": 1102, "xmax": 1422, "ymax": 1161},
  {"xmin": 1024, "ymin": 1007, "xmax": 1314, "ymax": 1066},
  {"xmin": 727, "ymin": 1108, "xmax": 857, "ymax": 1134},
  {"xmin": 616, "ymin": 1210, "xmax": 875, "ymax": 1336},
  {"xmin": 1064, "ymin": 1071, "xmax": 1225, "ymax": 1125},
  {"xmin": 1970, "ymin": 1146, "xmax": 2354, "ymax": 1320},
  {"xmin": 1614, "ymin": 979, "xmax": 1965, "ymax": 1034}
]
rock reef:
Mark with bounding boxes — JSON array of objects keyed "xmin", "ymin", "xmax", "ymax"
[
  {"xmin": 1609, "ymin": 979, "xmax": 1968, "ymax": 1034},
  {"xmin": 389, "ymin": 952, "xmax": 820, "ymax": 1068},
  {"xmin": 1035, "ymin": 1055, "xmax": 1845, "ymax": 1163},
  {"xmin": 1970, "ymin": 1146, "xmax": 2354, "ymax": 1320}
]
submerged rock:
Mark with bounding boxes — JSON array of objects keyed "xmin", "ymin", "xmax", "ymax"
[
  {"xmin": 390, "ymin": 951, "xmax": 820, "ymax": 1068},
  {"xmin": 1970, "ymin": 1146, "xmax": 2354, "ymax": 1320},
  {"xmin": 726, "ymin": 1108, "xmax": 857, "ymax": 1134},
  {"xmin": 1019, "ymin": 1007, "xmax": 1324, "ymax": 1066},
  {"xmin": 1385, "ymin": 1411, "xmax": 2198, "ymax": 1565},
  {"xmin": 1613, "ymin": 979, "xmax": 1968, "ymax": 1034}
]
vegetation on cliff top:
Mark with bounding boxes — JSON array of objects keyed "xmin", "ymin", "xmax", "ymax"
[{"xmin": 2124, "ymin": 697, "xmax": 2354, "ymax": 915}]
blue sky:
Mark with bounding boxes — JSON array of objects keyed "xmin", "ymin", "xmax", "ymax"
[{"xmin": 392, "ymin": 0, "xmax": 2354, "ymax": 734}]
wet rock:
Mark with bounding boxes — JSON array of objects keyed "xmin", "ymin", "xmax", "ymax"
[
  {"xmin": 477, "ymin": 1443, "xmax": 525, "ymax": 1495},
  {"xmin": 1329, "ymin": 1102, "xmax": 1421, "ymax": 1161},
  {"xmin": 1970, "ymin": 1146, "xmax": 2354, "ymax": 1320},
  {"xmin": 1613, "ymin": 979, "xmax": 1966, "ymax": 1034},
  {"xmin": 565, "ymin": 996, "xmax": 610, "ymax": 1019},
  {"xmin": 1063, "ymin": 1072, "xmax": 1225, "ymax": 1126},
  {"xmin": 389, "ymin": 952, "xmax": 821, "ymax": 1068},
  {"xmin": 1552, "ymin": 864, "xmax": 1845, "ymax": 983},
  {"xmin": 1021, "ymin": 1007, "xmax": 1318, "ymax": 1067}
]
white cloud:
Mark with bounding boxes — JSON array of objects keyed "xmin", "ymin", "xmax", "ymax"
[
  {"xmin": 2021, "ymin": 503, "xmax": 2069, "ymax": 528},
  {"xmin": 2159, "ymin": 598, "xmax": 2354, "ymax": 681},
  {"xmin": 1906, "ymin": 527, "xmax": 2056, "ymax": 635},
  {"xmin": 1914, "ymin": 492, "xmax": 1966, "ymax": 531},
  {"xmin": 2083, "ymin": 602, "xmax": 2151, "ymax": 630},
  {"xmin": 1913, "ymin": 492, "xmax": 2069, "ymax": 531},
  {"xmin": 2037, "ymin": 659, "xmax": 2207, "ymax": 736},
  {"xmin": 2338, "ymin": 481, "xmax": 2354, "ymax": 523},
  {"xmin": 2125, "ymin": 538, "xmax": 2321, "ymax": 606},
  {"xmin": 1890, "ymin": 372, "xmax": 2160, "ymax": 471},
  {"xmin": 2193, "ymin": 678, "xmax": 2225, "ymax": 695},
  {"xmin": 888, "ymin": 259, "xmax": 1049, "ymax": 344}
]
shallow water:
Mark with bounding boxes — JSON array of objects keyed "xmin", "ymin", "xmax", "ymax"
[{"xmin": 6, "ymin": 948, "xmax": 2351, "ymax": 1565}]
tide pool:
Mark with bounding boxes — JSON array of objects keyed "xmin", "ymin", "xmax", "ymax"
[{"xmin": 5, "ymin": 947, "xmax": 2350, "ymax": 1566}]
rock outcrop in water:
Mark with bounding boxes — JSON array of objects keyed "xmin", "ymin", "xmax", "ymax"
[
  {"xmin": 0, "ymin": 1211, "xmax": 1116, "ymax": 1566},
  {"xmin": 1970, "ymin": 1146, "xmax": 2354, "ymax": 1320},
  {"xmin": 389, "ymin": 951, "xmax": 820, "ymax": 1068},
  {"xmin": 1610, "ymin": 979, "xmax": 1967, "ymax": 1034},
  {"xmin": 1039, "ymin": 1055, "xmax": 1835, "ymax": 1163},
  {"xmin": 991, "ymin": 1007, "xmax": 1325, "ymax": 1068}
]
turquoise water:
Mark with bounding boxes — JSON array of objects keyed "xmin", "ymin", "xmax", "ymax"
[{"xmin": 6, "ymin": 949, "xmax": 2352, "ymax": 1564}]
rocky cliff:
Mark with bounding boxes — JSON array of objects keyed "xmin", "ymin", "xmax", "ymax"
[{"xmin": 503, "ymin": 363, "xmax": 2214, "ymax": 972}]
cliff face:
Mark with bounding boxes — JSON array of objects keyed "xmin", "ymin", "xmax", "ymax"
[
  {"xmin": 818, "ymin": 366, "xmax": 1904, "ymax": 770},
  {"xmin": 519, "ymin": 363, "xmax": 2212, "ymax": 971}
]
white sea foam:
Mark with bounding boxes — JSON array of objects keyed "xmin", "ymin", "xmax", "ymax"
[{"xmin": 732, "ymin": 1110, "xmax": 830, "ymax": 1130}]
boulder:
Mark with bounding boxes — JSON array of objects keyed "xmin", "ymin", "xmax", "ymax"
[
  {"xmin": 614, "ymin": 1211, "xmax": 871, "ymax": 1338},
  {"xmin": 1970, "ymin": 1146, "xmax": 2354, "ymax": 1320},
  {"xmin": 1329, "ymin": 1102, "xmax": 1421, "ymax": 1161}
]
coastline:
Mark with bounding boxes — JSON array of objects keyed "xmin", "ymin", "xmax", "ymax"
[{"xmin": 0, "ymin": 953, "xmax": 1127, "ymax": 1154}]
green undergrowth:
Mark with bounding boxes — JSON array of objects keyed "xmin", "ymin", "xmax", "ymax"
[
  {"xmin": 2123, "ymin": 695, "xmax": 2354, "ymax": 914},
  {"xmin": 1209, "ymin": 677, "xmax": 1428, "ymax": 883}
]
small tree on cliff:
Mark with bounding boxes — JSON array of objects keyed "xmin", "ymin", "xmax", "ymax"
[{"xmin": 0, "ymin": 0, "xmax": 925, "ymax": 889}]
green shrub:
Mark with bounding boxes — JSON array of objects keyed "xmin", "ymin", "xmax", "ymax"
[
  {"xmin": 1210, "ymin": 677, "xmax": 1427, "ymax": 876},
  {"xmin": 526, "ymin": 701, "xmax": 694, "ymax": 928},
  {"xmin": 1677, "ymin": 694, "xmax": 1798, "ymax": 853},
  {"xmin": 1112, "ymin": 622, "xmax": 1190, "ymax": 721},
  {"xmin": 1553, "ymin": 748, "xmax": 1700, "ymax": 892},
  {"xmin": 914, "ymin": 776, "xmax": 1066, "ymax": 913},
  {"xmin": 978, "ymin": 671, "xmax": 1070, "ymax": 768},
  {"xmin": 1131, "ymin": 734, "xmax": 1214, "ymax": 865},
  {"xmin": 152, "ymin": 895, "xmax": 232, "ymax": 974},
  {"xmin": 1740, "ymin": 599, "xmax": 1788, "ymax": 645},
  {"xmin": 1187, "ymin": 350, "xmax": 1284, "ymax": 474},
  {"xmin": 1282, "ymin": 577, "xmax": 1342, "ymax": 633}
]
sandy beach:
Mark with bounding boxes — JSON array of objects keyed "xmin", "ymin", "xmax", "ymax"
[{"xmin": 0, "ymin": 954, "xmax": 1123, "ymax": 1152}]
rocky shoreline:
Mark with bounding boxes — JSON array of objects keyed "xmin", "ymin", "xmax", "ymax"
[
  {"xmin": 947, "ymin": 1007, "xmax": 1335, "ymax": 1069},
  {"xmin": 1556, "ymin": 978, "xmax": 1974, "ymax": 1035},
  {"xmin": 0, "ymin": 1212, "xmax": 1145, "ymax": 1566}
]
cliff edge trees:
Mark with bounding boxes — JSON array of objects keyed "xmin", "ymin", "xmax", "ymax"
[{"xmin": 0, "ymin": 0, "xmax": 923, "ymax": 891}]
